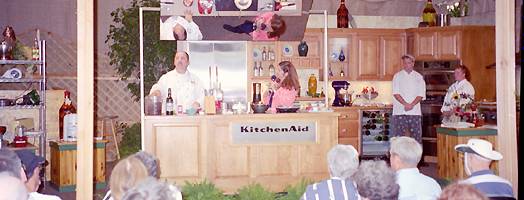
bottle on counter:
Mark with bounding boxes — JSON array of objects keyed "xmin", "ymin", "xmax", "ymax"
[
  {"xmin": 268, "ymin": 64, "xmax": 275, "ymax": 77},
  {"xmin": 259, "ymin": 62, "xmax": 265, "ymax": 76},
  {"xmin": 308, "ymin": 74, "xmax": 317, "ymax": 97},
  {"xmin": 262, "ymin": 46, "xmax": 268, "ymax": 61},
  {"xmin": 337, "ymin": 0, "xmax": 349, "ymax": 28},
  {"xmin": 214, "ymin": 83, "xmax": 224, "ymax": 114},
  {"xmin": 166, "ymin": 88, "xmax": 174, "ymax": 115},
  {"xmin": 268, "ymin": 47, "xmax": 275, "ymax": 60},
  {"xmin": 253, "ymin": 61, "xmax": 259, "ymax": 77},
  {"xmin": 252, "ymin": 83, "xmax": 262, "ymax": 103},
  {"xmin": 422, "ymin": 0, "xmax": 437, "ymax": 26},
  {"xmin": 31, "ymin": 38, "xmax": 39, "ymax": 60},
  {"xmin": 59, "ymin": 90, "xmax": 76, "ymax": 140}
]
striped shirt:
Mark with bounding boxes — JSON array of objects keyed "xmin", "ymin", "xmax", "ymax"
[
  {"xmin": 301, "ymin": 177, "xmax": 359, "ymax": 200},
  {"xmin": 460, "ymin": 170, "xmax": 514, "ymax": 198}
]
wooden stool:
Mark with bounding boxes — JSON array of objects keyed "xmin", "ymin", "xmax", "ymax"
[{"xmin": 98, "ymin": 116, "xmax": 120, "ymax": 160}]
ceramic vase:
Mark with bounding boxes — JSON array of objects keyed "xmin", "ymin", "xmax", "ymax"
[{"xmin": 298, "ymin": 41, "xmax": 308, "ymax": 57}]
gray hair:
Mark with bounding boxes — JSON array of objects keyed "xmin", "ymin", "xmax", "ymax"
[
  {"xmin": 352, "ymin": 160, "xmax": 399, "ymax": 200},
  {"xmin": 327, "ymin": 145, "xmax": 359, "ymax": 179},
  {"xmin": 401, "ymin": 54, "xmax": 415, "ymax": 62},
  {"xmin": 122, "ymin": 177, "xmax": 176, "ymax": 200},
  {"xmin": 0, "ymin": 172, "xmax": 28, "ymax": 200},
  {"xmin": 133, "ymin": 151, "xmax": 160, "ymax": 178},
  {"xmin": 389, "ymin": 136, "xmax": 422, "ymax": 166},
  {"xmin": 0, "ymin": 149, "xmax": 23, "ymax": 179}
]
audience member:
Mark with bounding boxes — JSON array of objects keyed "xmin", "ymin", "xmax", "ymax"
[
  {"xmin": 121, "ymin": 177, "xmax": 178, "ymax": 200},
  {"xmin": 0, "ymin": 171, "xmax": 28, "ymax": 200},
  {"xmin": 0, "ymin": 149, "xmax": 60, "ymax": 200},
  {"xmin": 160, "ymin": 10, "xmax": 202, "ymax": 40},
  {"xmin": 455, "ymin": 139, "xmax": 514, "ymax": 198},
  {"xmin": 107, "ymin": 156, "xmax": 150, "ymax": 200},
  {"xmin": 389, "ymin": 136, "xmax": 441, "ymax": 199},
  {"xmin": 352, "ymin": 160, "xmax": 399, "ymax": 200},
  {"xmin": 438, "ymin": 183, "xmax": 488, "ymax": 200},
  {"xmin": 132, "ymin": 151, "xmax": 160, "ymax": 179},
  {"xmin": 301, "ymin": 145, "xmax": 360, "ymax": 200}
]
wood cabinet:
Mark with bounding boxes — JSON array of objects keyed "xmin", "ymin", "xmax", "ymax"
[
  {"xmin": 409, "ymin": 28, "xmax": 461, "ymax": 61},
  {"xmin": 334, "ymin": 108, "xmax": 361, "ymax": 153},
  {"xmin": 356, "ymin": 35, "xmax": 381, "ymax": 80}
]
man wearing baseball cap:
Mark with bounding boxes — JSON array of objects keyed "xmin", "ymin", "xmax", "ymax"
[{"xmin": 455, "ymin": 138, "xmax": 514, "ymax": 198}]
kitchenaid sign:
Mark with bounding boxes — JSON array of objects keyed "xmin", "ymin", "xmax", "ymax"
[{"xmin": 231, "ymin": 121, "xmax": 317, "ymax": 144}]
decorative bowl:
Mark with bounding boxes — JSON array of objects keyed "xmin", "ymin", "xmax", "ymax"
[
  {"xmin": 361, "ymin": 92, "xmax": 379, "ymax": 100},
  {"xmin": 251, "ymin": 103, "xmax": 269, "ymax": 114},
  {"xmin": 276, "ymin": 106, "xmax": 300, "ymax": 113}
]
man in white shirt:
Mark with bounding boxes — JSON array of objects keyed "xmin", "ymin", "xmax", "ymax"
[
  {"xmin": 441, "ymin": 65, "xmax": 475, "ymax": 115},
  {"xmin": 390, "ymin": 136, "xmax": 441, "ymax": 200},
  {"xmin": 0, "ymin": 172, "xmax": 28, "ymax": 200},
  {"xmin": 391, "ymin": 54, "xmax": 426, "ymax": 143},
  {"xmin": 149, "ymin": 51, "xmax": 205, "ymax": 112},
  {"xmin": 160, "ymin": 10, "xmax": 203, "ymax": 41}
]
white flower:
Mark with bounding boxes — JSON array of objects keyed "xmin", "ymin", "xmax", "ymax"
[{"xmin": 454, "ymin": 2, "xmax": 459, "ymax": 7}]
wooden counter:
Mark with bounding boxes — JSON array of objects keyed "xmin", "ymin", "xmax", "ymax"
[
  {"xmin": 144, "ymin": 112, "xmax": 339, "ymax": 193},
  {"xmin": 437, "ymin": 127, "xmax": 498, "ymax": 180}
]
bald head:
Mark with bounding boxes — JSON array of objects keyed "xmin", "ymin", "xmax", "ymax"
[{"xmin": 0, "ymin": 172, "xmax": 28, "ymax": 200}]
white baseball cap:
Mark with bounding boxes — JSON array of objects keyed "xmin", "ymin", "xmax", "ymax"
[
  {"xmin": 455, "ymin": 138, "xmax": 503, "ymax": 161},
  {"xmin": 234, "ymin": 0, "xmax": 252, "ymax": 10}
]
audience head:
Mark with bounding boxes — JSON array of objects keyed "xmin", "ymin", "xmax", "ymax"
[
  {"xmin": 454, "ymin": 65, "xmax": 471, "ymax": 81},
  {"xmin": 0, "ymin": 148, "xmax": 26, "ymax": 181},
  {"xmin": 173, "ymin": 25, "xmax": 187, "ymax": 40},
  {"xmin": 110, "ymin": 156, "xmax": 150, "ymax": 200},
  {"xmin": 352, "ymin": 160, "xmax": 399, "ymax": 200},
  {"xmin": 15, "ymin": 150, "xmax": 45, "ymax": 192},
  {"xmin": 454, "ymin": 139, "xmax": 501, "ymax": 176},
  {"xmin": 327, "ymin": 144, "xmax": 359, "ymax": 179},
  {"xmin": 389, "ymin": 136, "xmax": 422, "ymax": 170},
  {"xmin": 438, "ymin": 183, "xmax": 488, "ymax": 200},
  {"xmin": 132, "ymin": 151, "xmax": 160, "ymax": 179},
  {"xmin": 121, "ymin": 177, "xmax": 177, "ymax": 200},
  {"xmin": 0, "ymin": 172, "xmax": 28, "ymax": 200}
]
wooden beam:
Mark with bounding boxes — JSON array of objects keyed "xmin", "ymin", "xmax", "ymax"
[
  {"xmin": 76, "ymin": 0, "xmax": 94, "ymax": 199},
  {"xmin": 495, "ymin": 0, "xmax": 518, "ymax": 196}
]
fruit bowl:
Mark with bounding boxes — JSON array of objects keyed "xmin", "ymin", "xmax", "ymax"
[{"xmin": 361, "ymin": 92, "xmax": 379, "ymax": 100}]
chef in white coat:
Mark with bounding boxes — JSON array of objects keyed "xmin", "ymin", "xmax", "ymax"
[{"xmin": 149, "ymin": 51, "xmax": 205, "ymax": 112}]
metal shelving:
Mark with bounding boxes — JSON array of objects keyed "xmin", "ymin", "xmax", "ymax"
[{"xmin": 0, "ymin": 40, "xmax": 46, "ymax": 157}]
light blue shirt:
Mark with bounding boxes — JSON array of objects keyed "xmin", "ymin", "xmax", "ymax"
[
  {"xmin": 397, "ymin": 168, "xmax": 441, "ymax": 200},
  {"xmin": 461, "ymin": 170, "xmax": 514, "ymax": 198}
]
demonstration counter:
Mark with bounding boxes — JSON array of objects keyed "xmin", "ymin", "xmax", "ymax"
[{"xmin": 143, "ymin": 112, "xmax": 339, "ymax": 193}]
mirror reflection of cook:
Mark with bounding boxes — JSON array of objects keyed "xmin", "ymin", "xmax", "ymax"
[
  {"xmin": 441, "ymin": 65, "xmax": 475, "ymax": 116},
  {"xmin": 263, "ymin": 61, "xmax": 300, "ymax": 113},
  {"xmin": 149, "ymin": 51, "xmax": 205, "ymax": 112},
  {"xmin": 160, "ymin": 10, "xmax": 203, "ymax": 41}
]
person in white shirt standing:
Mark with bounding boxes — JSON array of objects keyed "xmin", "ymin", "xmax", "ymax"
[
  {"xmin": 160, "ymin": 10, "xmax": 203, "ymax": 41},
  {"xmin": 149, "ymin": 51, "xmax": 205, "ymax": 112},
  {"xmin": 391, "ymin": 54, "xmax": 426, "ymax": 143},
  {"xmin": 441, "ymin": 65, "xmax": 475, "ymax": 116},
  {"xmin": 390, "ymin": 136, "xmax": 441, "ymax": 200}
]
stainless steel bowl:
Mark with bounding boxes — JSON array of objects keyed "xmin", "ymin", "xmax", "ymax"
[{"xmin": 251, "ymin": 103, "xmax": 269, "ymax": 114}]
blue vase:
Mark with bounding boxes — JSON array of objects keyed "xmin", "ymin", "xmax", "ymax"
[
  {"xmin": 298, "ymin": 41, "xmax": 308, "ymax": 57},
  {"xmin": 338, "ymin": 49, "xmax": 345, "ymax": 62}
]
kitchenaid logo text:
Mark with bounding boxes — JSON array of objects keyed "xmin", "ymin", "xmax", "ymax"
[
  {"xmin": 240, "ymin": 125, "xmax": 309, "ymax": 133},
  {"xmin": 231, "ymin": 121, "xmax": 317, "ymax": 144}
]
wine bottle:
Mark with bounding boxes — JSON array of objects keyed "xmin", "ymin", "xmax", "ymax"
[
  {"xmin": 268, "ymin": 47, "xmax": 275, "ymax": 60},
  {"xmin": 337, "ymin": 0, "xmax": 349, "ymax": 28},
  {"xmin": 59, "ymin": 91, "xmax": 76, "ymax": 140},
  {"xmin": 32, "ymin": 38, "xmax": 39, "ymax": 60},
  {"xmin": 262, "ymin": 46, "xmax": 268, "ymax": 61},
  {"xmin": 269, "ymin": 64, "xmax": 275, "ymax": 76},
  {"xmin": 422, "ymin": 0, "xmax": 437, "ymax": 26},
  {"xmin": 166, "ymin": 88, "xmax": 174, "ymax": 115}
]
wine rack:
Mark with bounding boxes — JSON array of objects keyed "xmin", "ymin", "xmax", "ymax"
[{"xmin": 360, "ymin": 109, "xmax": 392, "ymax": 156}]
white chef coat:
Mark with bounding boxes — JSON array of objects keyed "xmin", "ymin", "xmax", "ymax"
[
  {"xmin": 150, "ymin": 70, "xmax": 205, "ymax": 112},
  {"xmin": 392, "ymin": 69, "xmax": 426, "ymax": 116},
  {"xmin": 441, "ymin": 79, "xmax": 475, "ymax": 113},
  {"xmin": 397, "ymin": 168, "xmax": 442, "ymax": 200},
  {"xmin": 160, "ymin": 16, "xmax": 203, "ymax": 40}
]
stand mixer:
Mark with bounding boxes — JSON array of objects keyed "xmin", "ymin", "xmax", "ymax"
[{"xmin": 332, "ymin": 81, "xmax": 350, "ymax": 107}]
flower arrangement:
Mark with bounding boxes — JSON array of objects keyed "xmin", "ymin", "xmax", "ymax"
[
  {"xmin": 447, "ymin": 1, "xmax": 468, "ymax": 17},
  {"xmin": 443, "ymin": 92, "xmax": 476, "ymax": 123}
]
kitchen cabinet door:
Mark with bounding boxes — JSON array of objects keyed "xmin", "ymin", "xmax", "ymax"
[
  {"xmin": 414, "ymin": 31, "xmax": 438, "ymax": 60},
  {"xmin": 356, "ymin": 35, "xmax": 381, "ymax": 80},
  {"xmin": 381, "ymin": 35, "xmax": 406, "ymax": 80},
  {"xmin": 438, "ymin": 30, "xmax": 461, "ymax": 60}
]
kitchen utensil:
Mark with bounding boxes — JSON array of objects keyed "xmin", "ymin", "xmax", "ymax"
[{"xmin": 251, "ymin": 103, "xmax": 269, "ymax": 114}]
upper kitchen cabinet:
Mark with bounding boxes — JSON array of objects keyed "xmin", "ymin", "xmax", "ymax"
[
  {"xmin": 326, "ymin": 29, "xmax": 355, "ymax": 80},
  {"xmin": 354, "ymin": 29, "xmax": 406, "ymax": 81},
  {"xmin": 279, "ymin": 28, "xmax": 323, "ymax": 69},
  {"xmin": 408, "ymin": 27, "xmax": 461, "ymax": 61}
]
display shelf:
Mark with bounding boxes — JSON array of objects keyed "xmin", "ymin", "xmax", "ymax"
[
  {"xmin": 360, "ymin": 109, "xmax": 392, "ymax": 156},
  {"xmin": 0, "ymin": 77, "xmax": 44, "ymax": 83},
  {"xmin": 0, "ymin": 60, "xmax": 43, "ymax": 65},
  {"xmin": 0, "ymin": 105, "xmax": 43, "ymax": 110}
]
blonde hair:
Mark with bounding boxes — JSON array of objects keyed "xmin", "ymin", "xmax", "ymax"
[
  {"xmin": 438, "ymin": 183, "xmax": 488, "ymax": 200},
  {"xmin": 109, "ymin": 157, "xmax": 149, "ymax": 200}
]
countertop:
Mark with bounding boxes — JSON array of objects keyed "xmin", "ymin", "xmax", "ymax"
[{"xmin": 436, "ymin": 126, "xmax": 497, "ymax": 136}]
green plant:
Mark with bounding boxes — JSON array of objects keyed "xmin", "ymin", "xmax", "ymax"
[
  {"xmin": 106, "ymin": 0, "xmax": 177, "ymax": 101},
  {"xmin": 118, "ymin": 122, "xmax": 141, "ymax": 158},
  {"xmin": 182, "ymin": 180, "xmax": 227, "ymax": 200},
  {"xmin": 236, "ymin": 183, "xmax": 275, "ymax": 200},
  {"xmin": 277, "ymin": 178, "xmax": 313, "ymax": 200}
]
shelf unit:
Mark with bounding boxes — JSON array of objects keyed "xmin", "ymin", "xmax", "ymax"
[{"xmin": 0, "ymin": 40, "xmax": 47, "ymax": 157}]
